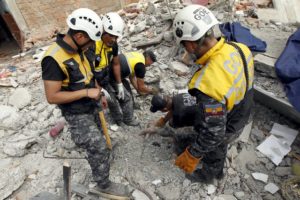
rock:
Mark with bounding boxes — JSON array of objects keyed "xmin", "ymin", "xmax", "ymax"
[
  {"xmin": 227, "ymin": 168, "xmax": 236, "ymax": 176},
  {"xmin": 3, "ymin": 134, "xmax": 37, "ymax": 157},
  {"xmin": 214, "ymin": 194, "xmax": 237, "ymax": 200},
  {"xmin": 135, "ymin": 20, "xmax": 147, "ymax": 34},
  {"xmin": 8, "ymin": 88, "xmax": 31, "ymax": 109},
  {"xmin": 227, "ymin": 146, "xmax": 238, "ymax": 159},
  {"xmin": 0, "ymin": 159, "xmax": 26, "ymax": 199},
  {"xmin": 183, "ymin": 179, "xmax": 191, "ymax": 187},
  {"xmin": 144, "ymin": 2, "xmax": 156, "ymax": 15},
  {"xmin": 207, "ymin": 184, "xmax": 216, "ymax": 195},
  {"xmin": 264, "ymin": 183, "xmax": 279, "ymax": 194},
  {"xmin": 250, "ymin": 127, "xmax": 265, "ymax": 142},
  {"xmin": 251, "ymin": 172, "xmax": 268, "ymax": 183},
  {"xmin": 0, "ymin": 105, "xmax": 21, "ymax": 130},
  {"xmin": 234, "ymin": 191, "xmax": 245, "ymax": 199},
  {"xmin": 170, "ymin": 61, "xmax": 189, "ymax": 74},
  {"xmin": 156, "ymin": 185, "xmax": 180, "ymax": 200},
  {"xmin": 274, "ymin": 167, "xmax": 291, "ymax": 177},
  {"xmin": 132, "ymin": 189, "xmax": 150, "ymax": 200},
  {"xmin": 163, "ymin": 31, "xmax": 174, "ymax": 42}
]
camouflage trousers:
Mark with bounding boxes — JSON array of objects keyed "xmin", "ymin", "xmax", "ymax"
[
  {"xmin": 105, "ymin": 79, "xmax": 134, "ymax": 124},
  {"xmin": 64, "ymin": 111, "xmax": 110, "ymax": 188},
  {"xmin": 174, "ymin": 130, "xmax": 242, "ymax": 178}
]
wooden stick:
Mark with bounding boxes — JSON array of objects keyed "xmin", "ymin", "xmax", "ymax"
[{"xmin": 63, "ymin": 161, "xmax": 71, "ymax": 200}]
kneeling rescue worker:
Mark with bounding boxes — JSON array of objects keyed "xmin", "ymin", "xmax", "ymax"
[
  {"xmin": 172, "ymin": 5, "xmax": 254, "ymax": 183},
  {"xmin": 41, "ymin": 8, "xmax": 130, "ymax": 197}
]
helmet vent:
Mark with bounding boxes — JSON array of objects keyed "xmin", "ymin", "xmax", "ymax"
[
  {"xmin": 175, "ymin": 28, "xmax": 183, "ymax": 38},
  {"xmin": 108, "ymin": 25, "xmax": 113, "ymax": 30},
  {"xmin": 70, "ymin": 18, "xmax": 76, "ymax": 25}
]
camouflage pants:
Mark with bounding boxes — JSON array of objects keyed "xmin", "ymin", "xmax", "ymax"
[
  {"xmin": 175, "ymin": 130, "xmax": 243, "ymax": 178},
  {"xmin": 64, "ymin": 111, "xmax": 110, "ymax": 187},
  {"xmin": 105, "ymin": 79, "xmax": 134, "ymax": 123}
]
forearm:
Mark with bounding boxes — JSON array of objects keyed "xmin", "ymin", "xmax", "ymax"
[
  {"xmin": 46, "ymin": 89, "xmax": 88, "ymax": 104},
  {"xmin": 137, "ymin": 84, "xmax": 152, "ymax": 94},
  {"xmin": 129, "ymin": 76, "xmax": 138, "ymax": 91},
  {"xmin": 112, "ymin": 57, "xmax": 121, "ymax": 83}
]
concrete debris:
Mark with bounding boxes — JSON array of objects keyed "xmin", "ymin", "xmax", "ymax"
[
  {"xmin": 8, "ymin": 88, "xmax": 32, "ymax": 109},
  {"xmin": 264, "ymin": 182, "xmax": 279, "ymax": 194},
  {"xmin": 252, "ymin": 172, "xmax": 268, "ymax": 183},
  {"xmin": 0, "ymin": 159, "xmax": 26, "ymax": 200},
  {"xmin": 0, "ymin": 0, "xmax": 299, "ymax": 200}
]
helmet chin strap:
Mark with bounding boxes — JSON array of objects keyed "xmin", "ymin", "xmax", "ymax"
[{"xmin": 70, "ymin": 34, "xmax": 91, "ymax": 54}]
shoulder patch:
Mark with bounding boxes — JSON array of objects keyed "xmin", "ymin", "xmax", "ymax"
[{"xmin": 204, "ymin": 103, "xmax": 224, "ymax": 116}]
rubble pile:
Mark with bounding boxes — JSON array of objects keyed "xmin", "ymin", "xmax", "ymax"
[{"xmin": 0, "ymin": 0, "xmax": 300, "ymax": 200}]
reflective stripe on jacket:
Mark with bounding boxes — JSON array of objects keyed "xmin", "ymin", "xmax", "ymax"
[
  {"xmin": 95, "ymin": 40, "xmax": 113, "ymax": 72},
  {"xmin": 44, "ymin": 43, "xmax": 94, "ymax": 90},
  {"xmin": 188, "ymin": 38, "xmax": 254, "ymax": 112}
]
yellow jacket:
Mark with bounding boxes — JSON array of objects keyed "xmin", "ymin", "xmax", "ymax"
[
  {"xmin": 188, "ymin": 38, "xmax": 254, "ymax": 111},
  {"xmin": 44, "ymin": 42, "xmax": 93, "ymax": 89},
  {"xmin": 94, "ymin": 40, "xmax": 113, "ymax": 72},
  {"xmin": 122, "ymin": 51, "xmax": 145, "ymax": 76}
]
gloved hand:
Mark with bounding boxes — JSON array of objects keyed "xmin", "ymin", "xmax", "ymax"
[
  {"xmin": 112, "ymin": 43, "xmax": 119, "ymax": 57},
  {"xmin": 117, "ymin": 83, "xmax": 125, "ymax": 100},
  {"xmin": 175, "ymin": 148, "xmax": 201, "ymax": 174},
  {"xmin": 101, "ymin": 88, "xmax": 111, "ymax": 101},
  {"xmin": 155, "ymin": 117, "xmax": 166, "ymax": 127}
]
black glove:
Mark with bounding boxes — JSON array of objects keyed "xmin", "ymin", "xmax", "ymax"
[{"xmin": 112, "ymin": 43, "xmax": 119, "ymax": 57}]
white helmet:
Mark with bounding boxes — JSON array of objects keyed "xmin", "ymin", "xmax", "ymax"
[
  {"xmin": 67, "ymin": 8, "xmax": 103, "ymax": 41},
  {"xmin": 173, "ymin": 5, "xmax": 219, "ymax": 44},
  {"xmin": 102, "ymin": 12, "xmax": 125, "ymax": 38}
]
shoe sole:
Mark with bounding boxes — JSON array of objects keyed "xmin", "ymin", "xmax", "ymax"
[{"xmin": 89, "ymin": 188, "xmax": 130, "ymax": 200}]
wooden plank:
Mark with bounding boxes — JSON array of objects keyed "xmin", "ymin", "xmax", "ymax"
[{"xmin": 254, "ymin": 86, "xmax": 300, "ymax": 124}]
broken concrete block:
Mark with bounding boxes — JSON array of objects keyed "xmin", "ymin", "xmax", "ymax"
[
  {"xmin": 0, "ymin": 105, "xmax": 21, "ymax": 130},
  {"xmin": 264, "ymin": 182, "xmax": 279, "ymax": 194},
  {"xmin": 274, "ymin": 166, "xmax": 291, "ymax": 177},
  {"xmin": 251, "ymin": 172, "xmax": 268, "ymax": 183},
  {"xmin": 8, "ymin": 88, "xmax": 32, "ymax": 109},
  {"xmin": 207, "ymin": 184, "xmax": 216, "ymax": 195},
  {"xmin": 170, "ymin": 61, "xmax": 189, "ymax": 74},
  {"xmin": 3, "ymin": 134, "xmax": 37, "ymax": 157},
  {"xmin": 238, "ymin": 121, "xmax": 253, "ymax": 143},
  {"xmin": 132, "ymin": 189, "xmax": 150, "ymax": 200},
  {"xmin": 214, "ymin": 194, "xmax": 237, "ymax": 200},
  {"xmin": 163, "ymin": 31, "xmax": 174, "ymax": 42},
  {"xmin": 0, "ymin": 159, "xmax": 26, "ymax": 199},
  {"xmin": 254, "ymin": 54, "xmax": 277, "ymax": 78}
]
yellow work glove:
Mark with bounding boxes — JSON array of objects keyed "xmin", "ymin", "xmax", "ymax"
[
  {"xmin": 155, "ymin": 117, "xmax": 166, "ymax": 127},
  {"xmin": 175, "ymin": 148, "xmax": 201, "ymax": 174}
]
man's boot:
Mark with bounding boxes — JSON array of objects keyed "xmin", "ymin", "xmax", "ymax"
[{"xmin": 90, "ymin": 181, "xmax": 131, "ymax": 198}]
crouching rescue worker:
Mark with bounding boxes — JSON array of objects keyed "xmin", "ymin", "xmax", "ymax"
[
  {"xmin": 108, "ymin": 50, "xmax": 158, "ymax": 126},
  {"xmin": 172, "ymin": 5, "xmax": 254, "ymax": 183},
  {"xmin": 41, "ymin": 8, "xmax": 130, "ymax": 197}
]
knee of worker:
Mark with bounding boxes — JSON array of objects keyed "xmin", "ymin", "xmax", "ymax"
[{"xmin": 86, "ymin": 137, "xmax": 110, "ymax": 159}]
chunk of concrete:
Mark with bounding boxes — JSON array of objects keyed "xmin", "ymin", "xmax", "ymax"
[
  {"xmin": 132, "ymin": 189, "xmax": 150, "ymax": 200},
  {"xmin": 254, "ymin": 54, "xmax": 277, "ymax": 78},
  {"xmin": 264, "ymin": 183, "xmax": 279, "ymax": 194},
  {"xmin": 0, "ymin": 105, "xmax": 21, "ymax": 130},
  {"xmin": 8, "ymin": 88, "xmax": 31, "ymax": 109},
  {"xmin": 251, "ymin": 172, "xmax": 268, "ymax": 183},
  {"xmin": 170, "ymin": 61, "xmax": 189, "ymax": 74}
]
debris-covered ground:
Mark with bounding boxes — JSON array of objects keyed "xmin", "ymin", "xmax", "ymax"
[{"xmin": 1, "ymin": 0, "xmax": 300, "ymax": 200}]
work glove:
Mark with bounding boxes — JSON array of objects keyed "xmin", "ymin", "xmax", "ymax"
[
  {"xmin": 175, "ymin": 148, "xmax": 201, "ymax": 174},
  {"xmin": 101, "ymin": 88, "xmax": 111, "ymax": 101},
  {"xmin": 117, "ymin": 83, "xmax": 125, "ymax": 100},
  {"xmin": 112, "ymin": 43, "xmax": 119, "ymax": 57},
  {"xmin": 155, "ymin": 117, "xmax": 166, "ymax": 128}
]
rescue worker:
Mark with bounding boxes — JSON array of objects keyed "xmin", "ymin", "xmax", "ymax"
[
  {"xmin": 93, "ymin": 12, "xmax": 124, "ymax": 97},
  {"xmin": 108, "ymin": 50, "xmax": 158, "ymax": 126},
  {"xmin": 149, "ymin": 93, "xmax": 197, "ymax": 128},
  {"xmin": 172, "ymin": 5, "xmax": 254, "ymax": 183},
  {"xmin": 41, "ymin": 8, "xmax": 129, "ymax": 197}
]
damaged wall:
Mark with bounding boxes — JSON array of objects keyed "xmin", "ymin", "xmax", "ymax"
[{"xmin": 3, "ymin": 0, "xmax": 139, "ymax": 49}]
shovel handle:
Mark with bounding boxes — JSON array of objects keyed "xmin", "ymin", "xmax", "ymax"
[{"xmin": 98, "ymin": 111, "xmax": 112, "ymax": 150}]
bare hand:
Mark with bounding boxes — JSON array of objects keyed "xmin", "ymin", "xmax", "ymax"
[
  {"xmin": 87, "ymin": 88, "xmax": 101, "ymax": 100},
  {"xmin": 101, "ymin": 96, "xmax": 108, "ymax": 109},
  {"xmin": 139, "ymin": 127, "xmax": 159, "ymax": 138}
]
